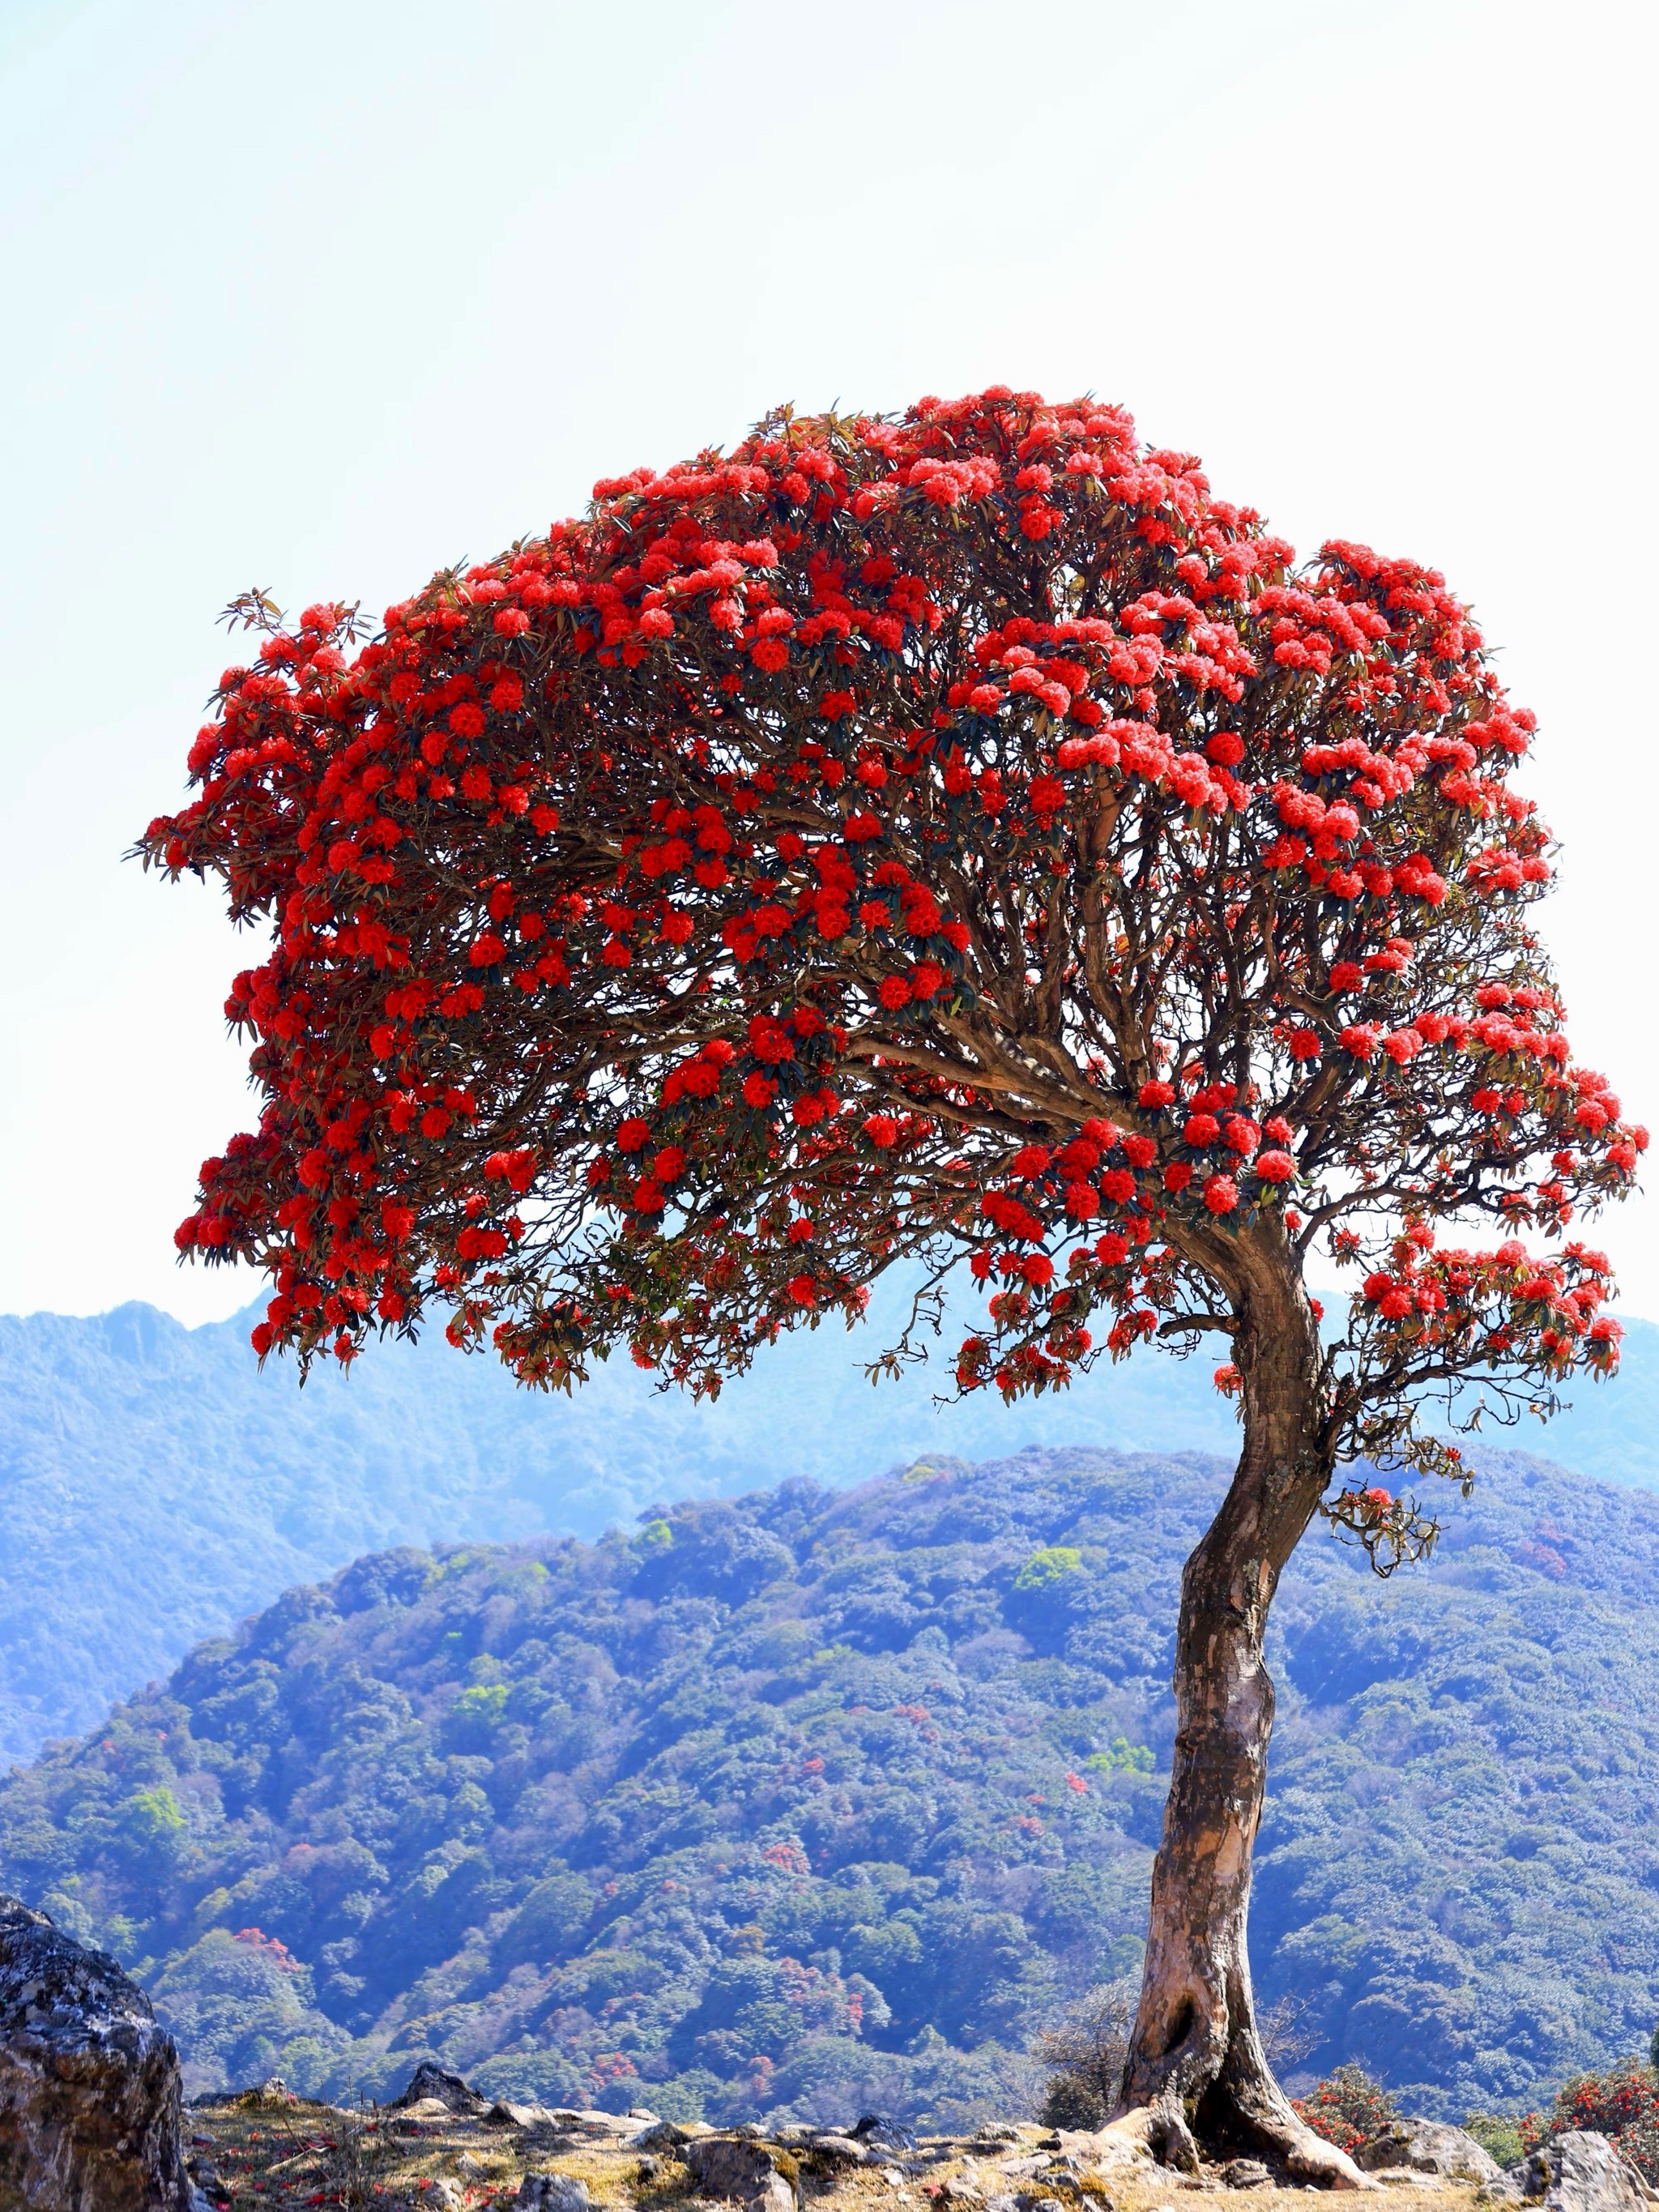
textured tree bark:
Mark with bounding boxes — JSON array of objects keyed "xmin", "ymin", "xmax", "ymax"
[{"xmin": 1111, "ymin": 1248, "xmax": 1371, "ymax": 2188}]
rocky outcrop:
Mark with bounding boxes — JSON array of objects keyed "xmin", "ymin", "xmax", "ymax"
[
  {"xmin": 1358, "ymin": 2120, "xmax": 1501, "ymax": 2181},
  {"xmin": 852, "ymin": 2114, "xmax": 920, "ymax": 2154},
  {"xmin": 387, "ymin": 2060, "xmax": 488, "ymax": 2114},
  {"xmin": 684, "ymin": 2135, "xmax": 801, "ymax": 2212},
  {"xmin": 1484, "ymin": 2132, "xmax": 1655, "ymax": 2212},
  {"xmin": 0, "ymin": 1893, "xmax": 195, "ymax": 2210}
]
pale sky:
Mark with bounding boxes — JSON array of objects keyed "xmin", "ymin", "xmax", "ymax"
[{"xmin": 2, "ymin": 0, "xmax": 1653, "ymax": 1328}]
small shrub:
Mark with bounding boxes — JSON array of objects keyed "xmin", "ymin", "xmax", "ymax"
[
  {"xmin": 1037, "ymin": 1981, "xmax": 1137, "ymax": 2131},
  {"xmin": 1520, "ymin": 2058, "xmax": 1659, "ymax": 2185},
  {"xmin": 1292, "ymin": 2064, "xmax": 1397, "ymax": 2158},
  {"xmin": 1041, "ymin": 2073, "xmax": 1106, "ymax": 2130},
  {"xmin": 1463, "ymin": 2110, "xmax": 1526, "ymax": 2170}
]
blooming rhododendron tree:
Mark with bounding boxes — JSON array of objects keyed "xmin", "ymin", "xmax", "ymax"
[{"xmin": 142, "ymin": 386, "xmax": 1643, "ymax": 2178}]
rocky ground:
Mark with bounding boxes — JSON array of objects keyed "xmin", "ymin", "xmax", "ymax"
[
  {"xmin": 178, "ymin": 2088, "xmax": 1487, "ymax": 2212},
  {"xmin": 10, "ymin": 1894, "xmax": 1650, "ymax": 2212}
]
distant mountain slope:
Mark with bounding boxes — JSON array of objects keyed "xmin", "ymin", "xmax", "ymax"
[
  {"xmin": 0, "ymin": 1286, "xmax": 1235, "ymax": 1769},
  {"xmin": 1, "ymin": 1289, "xmax": 1653, "ymax": 1767},
  {"xmin": 1, "ymin": 1446, "xmax": 1655, "ymax": 2126}
]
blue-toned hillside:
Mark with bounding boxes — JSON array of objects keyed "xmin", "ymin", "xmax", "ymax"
[
  {"xmin": 1, "ymin": 1289, "xmax": 1654, "ymax": 1767},
  {"xmin": 1, "ymin": 1445, "xmax": 1656, "ymax": 2127}
]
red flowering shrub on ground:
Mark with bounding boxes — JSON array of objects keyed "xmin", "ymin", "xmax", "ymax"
[
  {"xmin": 1521, "ymin": 2060, "xmax": 1659, "ymax": 2184},
  {"xmin": 1293, "ymin": 2064, "xmax": 1397, "ymax": 2158}
]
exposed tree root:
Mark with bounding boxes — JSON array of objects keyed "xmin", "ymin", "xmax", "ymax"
[{"xmin": 1093, "ymin": 2081, "xmax": 1375, "ymax": 2191}]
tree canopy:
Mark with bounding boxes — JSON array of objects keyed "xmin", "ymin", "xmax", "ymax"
[{"xmin": 143, "ymin": 385, "xmax": 1643, "ymax": 1560}]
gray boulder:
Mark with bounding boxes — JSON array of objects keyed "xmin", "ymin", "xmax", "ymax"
[
  {"xmin": 854, "ymin": 2113, "xmax": 921, "ymax": 2154},
  {"xmin": 1485, "ymin": 2133, "xmax": 1653, "ymax": 2212},
  {"xmin": 805, "ymin": 2134, "xmax": 871, "ymax": 2167},
  {"xmin": 684, "ymin": 2135, "xmax": 800, "ymax": 2212},
  {"xmin": 0, "ymin": 1893, "xmax": 196, "ymax": 2210},
  {"xmin": 634, "ymin": 2117, "xmax": 714, "ymax": 2150},
  {"xmin": 387, "ymin": 2060, "xmax": 488, "ymax": 2114},
  {"xmin": 1359, "ymin": 2120, "xmax": 1501, "ymax": 2182},
  {"xmin": 515, "ymin": 2179, "xmax": 592, "ymax": 2212}
]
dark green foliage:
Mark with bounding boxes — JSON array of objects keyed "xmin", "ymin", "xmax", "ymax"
[
  {"xmin": 3, "ymin": 1446, "xmax": 1659, "ymax": 2127},
  {"xmin": 1040, "ymin": 2075, "xmax": 1105, "ymax": 2129},
  {"xmin": 1463, "ymin": 2110, "xmax": 1528, "ymax": 2167}
]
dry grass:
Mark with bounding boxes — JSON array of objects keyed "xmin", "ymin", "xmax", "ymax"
[{"xmin": 185, "ymin": 2101, "xmax": 1492, "ymax": 2212}]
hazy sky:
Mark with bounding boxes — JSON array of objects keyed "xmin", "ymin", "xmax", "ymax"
[{"xmin": 2, "ymin": 0, "xmax": 1653, "ymax": 1328}]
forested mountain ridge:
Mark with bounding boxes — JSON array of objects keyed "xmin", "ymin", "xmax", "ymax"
[
  {"xmin": 3, "ymin": 1290, "xmax": 1657, "ymax": 1770},
  {"xmin": 0, "ymin": 1287, "xmax": 1222, "ymax": 1770},
  {"xmin": 1, "ymin": 1445, "xmax": 1656, "ymax": 2129}
]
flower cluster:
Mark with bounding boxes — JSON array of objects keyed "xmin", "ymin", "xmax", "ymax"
[
  {"xmin": 142, "ymin": 385, "xmax": 1640, "ymax": 1483},
  {"xmin": 1293, "ymin": 2064, "xmax": 1398, "ymax": 2158},
  {"xmin": 1358, "ymin": 1228, "xmax": 1621, "ymax": 1377},
  {"xmin": 1520, "ymin": 2060, "xmax": 1659, "ymax": 2185}
]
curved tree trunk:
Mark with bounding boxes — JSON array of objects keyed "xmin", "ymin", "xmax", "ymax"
[{"xmin": 1112, "ymin": 1252, "xmax": 1369, "ymax": 2187}]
